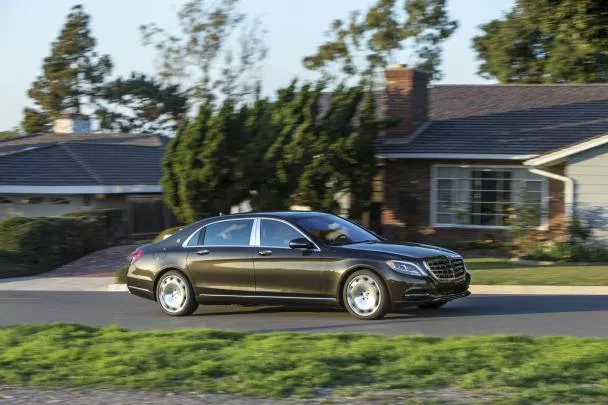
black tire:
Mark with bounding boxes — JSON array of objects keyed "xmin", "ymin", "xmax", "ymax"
[
  {"xmin": 156, "ymin": 270, "xmax": 198, "ymax": 316},
  {"xmin": 418, "ymin": 300, "xmax": 448, "ymax": 310},
  {"xmin": 342, "ymin": 269, "xmax": 389, "ymax": 320}
]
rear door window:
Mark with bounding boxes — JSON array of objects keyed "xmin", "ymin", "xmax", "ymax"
[{"xmin": 202, "ymin": 219, "xmax": 254, "ymax": 246}]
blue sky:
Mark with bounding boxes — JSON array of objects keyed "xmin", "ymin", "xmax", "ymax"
[{"xmin": 0, "ymin": 0, "xmax": 514, "ymax": 131}]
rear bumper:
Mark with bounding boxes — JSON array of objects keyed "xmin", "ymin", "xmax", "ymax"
[{"xmin": 127, "ymin": 283, "xmax": 155, "ymax": 301}]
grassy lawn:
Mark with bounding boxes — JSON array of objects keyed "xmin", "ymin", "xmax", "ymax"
[
  {"xmin": 467, "ymin": 258, "xmax": 608, "ymax": 286},
  {"xmin": 1, "ymin": 324, "xmax": 607, "ymax": 403}
]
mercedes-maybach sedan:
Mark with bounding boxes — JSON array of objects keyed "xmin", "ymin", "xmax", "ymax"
[{"xmin": 127, "ymin": 212, "xmax": 471, "ymax": 320}]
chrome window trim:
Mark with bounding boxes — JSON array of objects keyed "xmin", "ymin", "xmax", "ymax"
[
  {"xmin": 181, "ymin": 218, "xmax": 257, "ymax": 248},
  {"xmin": 255, "ymin": 217, "xmax": 321, "ymax": 251}
]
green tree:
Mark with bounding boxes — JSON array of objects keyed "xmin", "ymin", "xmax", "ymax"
[
  {"xmin": 162, "ymin": 102, "xmax": 214, "ymax": 223},
  {"xmin": 473, "ymin": 0, "xmax": 608, "ymax": 83},
  {"xmin": 141, "ymin": 0, "xmax": 267, "ymax": 101},
  {"xmin": 162, "ymin": 81, "xmax": 381, "ymax": 222},
  {"xmin": 294, "ymin": 85, "xmax": 366, "ymax": 213},
  {"xmin": 339, "ymin": 86, "xmax": 380, "ymax": 219},
  {"xmin": 21, "ymin": 108, "xmax": 51, "ymax": 134},
  {"xmin": 95, "ymin": 73, "xmax": 187, "ymax": 134},
  {"xmin": 303, "ymin": 0, "xmax": 457, "ymax": 81},
  {"xmin": 22, "ymin": 4, "xmax": 112, "ymax": 133}
]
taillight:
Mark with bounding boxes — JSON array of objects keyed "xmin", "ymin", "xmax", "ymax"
[{"xmin": 131, "ymin": 248, "xmax": 144, "ymax": 264}]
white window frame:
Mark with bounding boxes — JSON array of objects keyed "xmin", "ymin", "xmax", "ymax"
[{"xmin": 430, "ymin": 164, "xmax": 549, "ymax": 230}]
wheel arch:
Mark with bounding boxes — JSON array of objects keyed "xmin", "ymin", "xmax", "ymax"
[
  {"xmin": 337, "ymin": 265, "xmax": 390, "ymax": 306},
  {"xmin": 153, "ymin": 267, "xmax": 194, "ymax": 301}
]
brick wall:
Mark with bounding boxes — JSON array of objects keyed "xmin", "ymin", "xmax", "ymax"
[{"xmin": 380, "ymin": 159, "xmax": 566, "ymax": 243}]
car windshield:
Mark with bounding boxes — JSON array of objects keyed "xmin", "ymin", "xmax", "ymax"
[{"xmin": 294, "ymin": 215, "xmax": 380, "ymax": 246}]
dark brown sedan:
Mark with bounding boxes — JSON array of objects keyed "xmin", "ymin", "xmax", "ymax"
[{"xmin": 127, "ymin": 212, "xmax": 471, "ymax": 320}]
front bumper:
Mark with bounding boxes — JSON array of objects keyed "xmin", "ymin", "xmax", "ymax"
[{"xmin": 389, "ymin": 272, "xmax": 471, "ymax": 308}]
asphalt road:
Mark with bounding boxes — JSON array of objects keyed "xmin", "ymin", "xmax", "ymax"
[{"xmin": 1, "ymin": 291, "xmax": 608, "ymax": 337}]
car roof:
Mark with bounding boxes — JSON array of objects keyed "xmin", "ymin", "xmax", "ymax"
[{"xmin": 200, "ymin": 211, "xmax": 328, "ymax": 222}]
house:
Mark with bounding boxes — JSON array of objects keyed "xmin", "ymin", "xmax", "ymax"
[
  {"xmin": 375, "ymin": 65, "xmax": 608, "ymax": 242},
  {"xmin": 0, "ymin": 120, "xmax": 175, "ymax": 235}
]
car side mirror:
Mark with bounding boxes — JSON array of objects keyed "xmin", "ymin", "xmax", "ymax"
[{"xmin": 289, "ymin": 237, "xmax": 314, "ymax": 250}]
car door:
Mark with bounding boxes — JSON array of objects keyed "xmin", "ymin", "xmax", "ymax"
[
  {"xmin": 252, "ymin": 218, "xmax": 329, "ymax": 297},
  {"xmin": 185, "ymin": 218, "xmax": 255, "ymax": 297}
]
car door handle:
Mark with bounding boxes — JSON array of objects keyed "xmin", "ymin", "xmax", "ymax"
[
  {"xmin": 258, "ymin": 250, "xmax": 273, "ymax": 256},
  {"xmin": 196, "ymin": 249, "xmax": 210, "ymax": 256}
]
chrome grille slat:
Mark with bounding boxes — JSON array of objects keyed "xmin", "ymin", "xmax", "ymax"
[{"xmin": 424, "ymin": 256, "xmax": 466, "ymax": 281}]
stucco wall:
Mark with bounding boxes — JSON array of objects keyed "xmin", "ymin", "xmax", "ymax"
[
  {"xmin": 567, "ymin": 143, "xmax": 608, "ymax": 240},
  {"xmin": 0, "ymin": 195, "xmax": 88, "ymax": 219}
]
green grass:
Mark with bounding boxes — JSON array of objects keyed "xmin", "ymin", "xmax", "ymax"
[
  {"xmin": 467, "ymin": 258, "xmax": 608, "ymax": 286},
  {"xmin": 0, "ymin": 324, "xmax": 607, "ymax": 403}
]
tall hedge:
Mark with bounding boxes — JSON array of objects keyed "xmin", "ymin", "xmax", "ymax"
[{"xmin": 0, "ymin": 209, "xmax": 127, "ymax": 278}]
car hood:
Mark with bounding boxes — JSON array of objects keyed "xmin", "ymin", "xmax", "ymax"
[{"xmin": 338, "ymin": 242, "xmax": 460, "ymax": 259}]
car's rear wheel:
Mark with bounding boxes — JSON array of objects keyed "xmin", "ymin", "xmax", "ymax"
[
  {"xmin": 156, "ymin": 271, "xmax": 198, "ymax": 316},
  {"xmin": 343, "ymin": 270, "xmax": 389, "ymax": 320},
  {"xmin": 418, "ymin": 300, "xmax": 447, "ymax": 310}
]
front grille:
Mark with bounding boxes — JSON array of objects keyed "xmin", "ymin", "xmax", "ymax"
[{"xmin": 424, "ymin": 256, "xmax": 466, "ymax": 281}]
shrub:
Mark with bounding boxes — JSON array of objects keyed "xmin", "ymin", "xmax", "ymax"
[
  {"xmin": 63, "ymin": 209, "xmax": 127, "ymax": 244},
  {"xmin": 0, "ymin": 210, "xmax": 127, "ymax": 278},
  {"xmin": 522, "ymin": 240, "xmax": 608, "ymax": 262},
  {"xmin": 115, "ymin": 265, "xmax": 129, "ymax": 284}
]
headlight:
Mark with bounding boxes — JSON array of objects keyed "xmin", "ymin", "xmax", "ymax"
[{"xmin": 386, "ymin": 260, "xmax": 425, "ymax": 276}]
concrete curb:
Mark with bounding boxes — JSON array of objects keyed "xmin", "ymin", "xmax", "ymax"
[{"xmin": 470, "ymin": 285, "xmax": 608, "ymax": 295}]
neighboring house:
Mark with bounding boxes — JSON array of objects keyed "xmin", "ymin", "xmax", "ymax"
[
  {"xmin": 375, "ymin": 66, "xmax": 608, "ymax": 242},
  {"xmin": 0, "ymin": 122, "xmax": 175, "ymax": 235}
]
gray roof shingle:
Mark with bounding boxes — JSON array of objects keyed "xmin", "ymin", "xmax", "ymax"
[
  {"xmin": 0, "ymin": 133, "xmax": 167, "ymax": 157},
  {"xmin": 0, "ymin": 142, "xmax": 164, "ymax": 186},
  {"xmin": 376, "ymin": 85, "xmax": 608, "ymax": 156}
]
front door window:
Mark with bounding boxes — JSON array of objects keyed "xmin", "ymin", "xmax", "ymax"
[{"xmin": 259, "ymin": 219, "xmax": 303, "ymax": 248}]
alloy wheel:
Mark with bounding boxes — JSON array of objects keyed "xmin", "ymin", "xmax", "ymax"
[{"xmin": 346, "ymin": 275, "xmax": 381, "ymax": 316}]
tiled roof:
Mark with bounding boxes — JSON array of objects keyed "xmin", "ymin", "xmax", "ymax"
[
  {"xmin": 0, "ymin": 133, "xmax": 167, "ymax": 157},
  {"xmin": 376, "ymin": 85, "xmax": 608, "ymax": 156},
  {"xmin": 0, "ymin": 142, "xmax": 164, "ymax": 186}
]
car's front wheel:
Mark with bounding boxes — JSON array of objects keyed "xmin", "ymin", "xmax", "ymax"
[
  {"xmin": 343, "ymin": 270, "xmax": 389, "ymax": 320},
  {"xmin": 156, "ymin": 271, "xmax": 198, "ymax": 316}
]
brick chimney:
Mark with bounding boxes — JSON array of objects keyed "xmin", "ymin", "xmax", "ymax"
[{"xmin": 382, "ymin": 65, "xmax": 429, "ymax": 138}]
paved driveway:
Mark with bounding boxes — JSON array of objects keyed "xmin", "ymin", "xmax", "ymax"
[{"xmin": 43, "ymin": 245, "xmax": 139, "ymax": 277}]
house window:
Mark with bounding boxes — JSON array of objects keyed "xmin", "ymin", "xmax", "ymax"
[{"xmin": 432, "ymin": 166, "xmax": 546, "ymax": 228}]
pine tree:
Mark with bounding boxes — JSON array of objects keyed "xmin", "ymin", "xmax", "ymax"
[{"xmin": 22, "ymin": 5, "xmax": 112, "ymax": 133}]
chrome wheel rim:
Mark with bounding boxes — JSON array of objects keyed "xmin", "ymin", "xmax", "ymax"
[
  {"xmin": 346, "ymin": 275, "xmax": 381, "ymax": 316},
  {"xmin": 159, "ymin": 275, "xmax": 188, "ymax": 313}
]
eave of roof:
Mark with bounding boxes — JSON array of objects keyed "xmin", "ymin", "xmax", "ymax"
[
  {"xmin": 524, "ymin": 133, "xmax": 608, "ymax": 166},
  {"xmin": 376, "ymin": 153, "xmax": 539, "ymax": 160}
]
